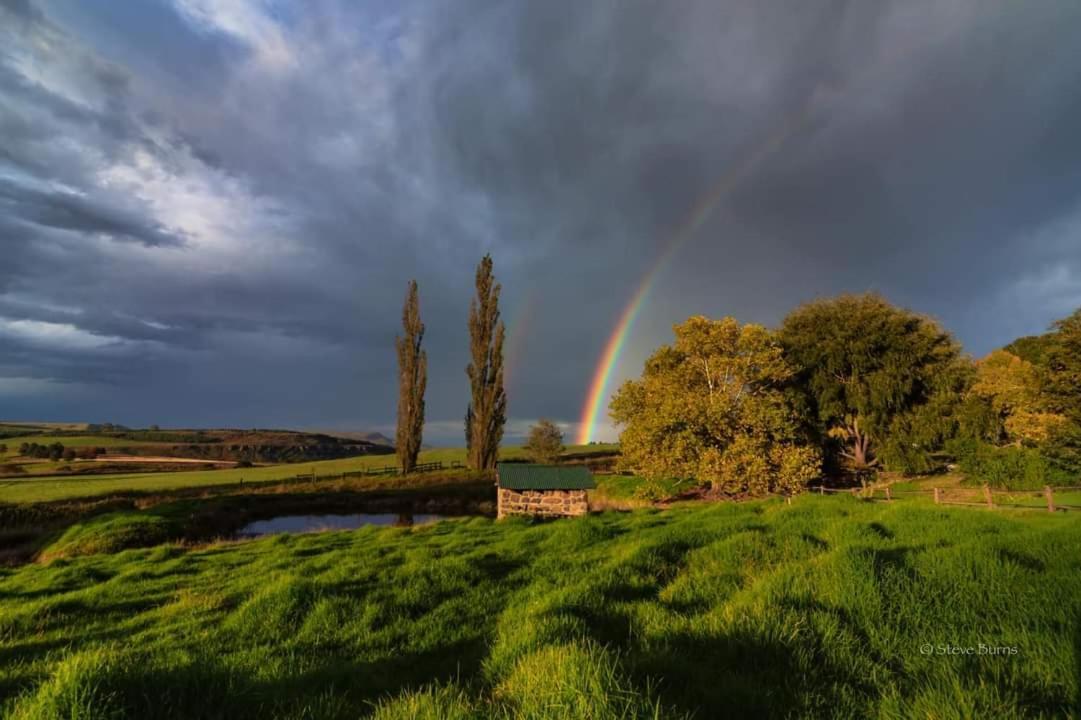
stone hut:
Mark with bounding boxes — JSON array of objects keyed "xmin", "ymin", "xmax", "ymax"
[{"xmin": 496, "ymin": 463, "xmax": 595, "ymax": 519}]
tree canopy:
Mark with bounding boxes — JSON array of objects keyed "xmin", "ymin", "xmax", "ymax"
[
  {"xmin": 466, "ymin": 255, "xmax": 507, "ymax": 471},
  {"xmin": 610, "ymin": 316, "xmax": 820, "ymax": 496},
  {"xmin": 395, "ymin": 280, "xmax": 426, "ymax": 473},
  {"xmin": 778, "ymin": 293, "xmax": 968, "ymax": 475},
  {"xmin": 524, "ymin": 419, "xmax": 565, "ymax": 464},
  {"xmin": 968, "ymin": 350, "xmax": 1065, "ymax": 447},
  {"xmin": 1046, "ymin": 309, "xmax": 1081, "ymax": 420}
]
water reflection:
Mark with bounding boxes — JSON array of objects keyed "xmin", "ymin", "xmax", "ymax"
[{"xmin": 239, "ymin": 512, "xmax": 447, "ymax": 537}]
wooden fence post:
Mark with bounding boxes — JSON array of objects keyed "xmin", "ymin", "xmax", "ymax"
[
  {"xmin": 819, "ymin": 485, "xmax": 824, "ymax": 496},
  {"xmin": 933, "ymin": 487, "xmax": 941, "ymax": 504},
  {"xmin": 1045, "ymin": 486, "xmax": 1055, "ymax": 513},
  {"xmin": 983, "ymin": 484, "xmax": 993, "ymax": 509},
  {"xmin": 885, "ymin": 486, "xmax": 892, "ymax": 501}
]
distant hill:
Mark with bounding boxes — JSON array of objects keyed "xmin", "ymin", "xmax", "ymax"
[
  {"xmin": 1, "ymin": 421, "xmax": 93, "ymax": 432},
  {"xmin": 314, "ymin": 430, "xmax": 394, "ymax": 447},
  {"xmin": 1, "ymin": 426, "xmax": 395, "ymax": 465}
]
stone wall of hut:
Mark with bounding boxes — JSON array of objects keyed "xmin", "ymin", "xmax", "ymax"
[{"xmin": 497, "ymin": 488, "xmax": 588, "ymax": 519}]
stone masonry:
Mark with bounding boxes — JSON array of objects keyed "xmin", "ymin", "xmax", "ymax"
[{"xmin": 497, "ymin": 487, "xmax": 589, "ymax": 519}]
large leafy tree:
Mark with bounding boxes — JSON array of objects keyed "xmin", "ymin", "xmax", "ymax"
[
  {"xmin": 466, "ymin": 255, "xmax": 507, "ymax": 471},
  {"xmin": 395, "ymin": 280, "xmax": 426, "ymax": 473},
  {"xmin": 1043, "ymin": 308, "xmax": 1081, "ymax": 469},
  {"xmin": 778, "ymin": 293, "xmax": 968, "ymax": 476},
  {"xmin": 610, "ymin": 316, "xmax": 820, "ymax": 497},
  {"xmin": 968, "ymin": 350, "xmax": 1065, "ymax": 447},
  {"xmin": 1004, "ymin": 333, "xmax": 1057, "ymax": 367},
  {"xmin": 1046, "ymin": 309, "xmax": 1081, "ymax": 420}
]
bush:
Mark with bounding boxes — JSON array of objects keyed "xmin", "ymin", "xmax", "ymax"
[
  {"xmin": 631, "ymin": 478, "xmax": 674, "ymax": 502},
  {"xmin": 947, "ymin": 439, "xmax": 1070, "ymax": 490},
  {"xmin": 524, "ymin": 419, "xmax": 564, "ymax": 464}
]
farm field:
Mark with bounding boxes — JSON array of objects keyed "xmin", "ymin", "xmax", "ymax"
[
  {"xmin": 0, "ymin": 437, "xmax": 177, "ymax": 479},
  {"xmin": 1, "ymin": 496, "xmax": 1078, "ymax": 718},
  {"xmin": 0, "ymin": 445, "xmax": 619, "ymax": 504},
  {"xmin": 0, "ymin": 435, "xmax": 166, "ymax": 452}
]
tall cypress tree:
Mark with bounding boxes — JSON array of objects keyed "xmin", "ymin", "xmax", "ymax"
[
  {"xmin": 396, "ymin": 280, "xmax": 426, "ymax": 473},
  {"xmin": 466, "ymin": 255, "xmax": 507, "ymax": 470},
  {"xmin": 464, "ymin": 405, "xmax": 473, "ymax": 453}
]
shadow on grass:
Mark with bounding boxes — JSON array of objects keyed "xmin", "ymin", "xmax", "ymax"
[
  {"xmin": 628, "ymin": 627, "xmax": 870, "ymax": 718},
  {"xmin": 1076, "ymin": 617, "xmax": 1081, "ymax": 717},
  {"xmin": 8, "ymin": 637, "xmax": 491, "ymax": 720}
]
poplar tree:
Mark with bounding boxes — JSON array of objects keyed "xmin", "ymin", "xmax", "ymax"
[
  {"xmin": 396, "ymin": 280, "xmax": 426, "ymax": 473},
  {"xmin": 466, "ymin": 254, "xmax": 507, "ymax": 470},
  {"xmin": 464, "ymin": 405, "xmax": 473, "ymax": 453}
]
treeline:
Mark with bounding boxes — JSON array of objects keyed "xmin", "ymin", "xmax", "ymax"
[
  {"xmin": 135, "ymin": 442, "xmax": 393, "ymax": 463},
  {"xmin": 17, "ymin": 442, "xmax": 101, "ymax": 461},
  {"xmin": 612, "ymin": 294, "xmax": 1081, "ymax": 494},
  {"xmin": 113, "ymin": 431, "xmax": 220, "ymax": 444},
  {"xmin": 12, "ymin": 438, "xmax": 393, "ymax": 465}
]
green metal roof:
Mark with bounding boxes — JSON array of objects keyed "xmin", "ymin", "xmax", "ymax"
[{"xmin": 497, "ymin": 463, "xmax": 596, "ymax": 490}]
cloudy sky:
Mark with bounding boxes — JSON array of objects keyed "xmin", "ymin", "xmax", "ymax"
[{"xmin": 2, "ymin": 0, "xmax": 1081, "ymax": 443}]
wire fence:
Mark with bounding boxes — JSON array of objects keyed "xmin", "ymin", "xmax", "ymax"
[
  {"xmin": 257, "ymin": 460, "xmax": 467, "ymax": 487},
  {"xmin": 808, "ymin": 482, "xmax": 1081, "ymax": 512}
]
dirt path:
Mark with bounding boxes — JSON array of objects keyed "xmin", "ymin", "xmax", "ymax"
[{"xmin": 89, "ymin": 455, "xmax": 237, "ymax": 466}]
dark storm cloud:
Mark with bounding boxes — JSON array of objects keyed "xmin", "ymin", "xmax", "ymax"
[
  {"xmin": 0, "ymin": 179, "xmax": 184, "ymax": 247},
  {"xmin": 1, "ymin": 0, "xmax": 1080, "ymax": 439}
]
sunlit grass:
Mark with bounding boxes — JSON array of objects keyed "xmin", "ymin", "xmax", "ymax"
[
  {"xmin": 0, "ymin": 445, "xmax": 619, "ymax": 504},
  {"xmin": 1, "ymin": 496, "xmax": 1077, "ymax": 718}
]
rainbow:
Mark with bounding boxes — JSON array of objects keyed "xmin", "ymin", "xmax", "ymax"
[
  {"xmin": 503, "ymin": 286, "xmax": 537, "ymax": 392},
  {"xmin": 575, "ymin": 95, "xmax": 822, "ymax": 445}
]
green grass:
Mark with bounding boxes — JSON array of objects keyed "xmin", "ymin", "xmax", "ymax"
[
  {"xmin": 1, "ymin": 435, "xmax": 167, "ymax": 450},
  {"xmin": 592, "ymin": 473, "xmax": 683, "ymax": 508},
  {"xmin": 0, "ymin": 435, "xmax": 173, "ymax": 470},
  {"xmin": 0, "ymin": 445, "xmax": 618, "ymax": 504},
  {"xmin": 1, "ymin": 496, "xmax": 1078, "ymax": 718},
  {"xmin": 38, "ymin": 513, "xmax": 177, "ymax": 562}
]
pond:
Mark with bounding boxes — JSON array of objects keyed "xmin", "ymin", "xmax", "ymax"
[{"xmin": 239, "ymin": 512, "xmax": 449, "ymax": 537}]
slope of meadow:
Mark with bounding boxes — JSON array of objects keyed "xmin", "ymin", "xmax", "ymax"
[{"xmin": 1, "ymin": 497, "xmax": 1078, "ymax": 719}]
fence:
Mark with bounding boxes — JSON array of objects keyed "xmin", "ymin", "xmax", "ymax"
[
  {"xmin": 808, "ymin": 483, "xmax": 1081, "ymax": 513},
  {"xmin": 279, "ymin": 459, "xmax": 466, "ymax": 485}
]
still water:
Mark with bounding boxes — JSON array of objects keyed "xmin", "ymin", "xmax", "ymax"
[{"xmin": 239, "ymin": 513, "xmax": 447, "ymax": 537}]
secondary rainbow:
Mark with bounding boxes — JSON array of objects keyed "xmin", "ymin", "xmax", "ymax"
[{"xmin": 575, "ymin": 96, "xmax": 821, "ymax": 445}]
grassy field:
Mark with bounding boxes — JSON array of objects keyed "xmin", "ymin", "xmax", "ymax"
[
  {"xmin": 0, "ymin": 436, "xmax": 173, "ymax": 476},
  {"xmin": 0, "ymin": 436, "xmax": 167, "ymax": 451},
  {"xmin": 0, "ymin": 445, "xmax": 619, "ymax": 504},
  {"xmin": 1, "ymin": 496, "xmax": 1078, "ymax": 718}
]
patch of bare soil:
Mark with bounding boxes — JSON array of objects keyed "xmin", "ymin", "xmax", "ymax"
[{"xmin": 90, "ymin": 455, "xmax": 237, "ymax": 465}]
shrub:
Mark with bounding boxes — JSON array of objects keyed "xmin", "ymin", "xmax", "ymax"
[
  {"xmin": 947, "ymin": 439, "xmax": 1070, "ymax": 490},
  {"xmin": 524, "ymin": 419, "xmax": 564, "ymax": 464},
  {"xmin": 632, "ymin": 477, "xmax": 674, "ymax": 502}
]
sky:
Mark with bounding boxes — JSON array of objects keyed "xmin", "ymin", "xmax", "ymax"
[{"xmin": 2, "ymin": 0, "xmax": 1081, "ymax": 445}]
